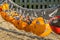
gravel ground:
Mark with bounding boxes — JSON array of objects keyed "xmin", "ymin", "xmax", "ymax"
[{"xmin": 0, "ymin": 15, "xmax": 60, "ymax": 40}]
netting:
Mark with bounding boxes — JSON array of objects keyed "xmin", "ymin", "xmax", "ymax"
[{"xmin": 2, "ymin": 0, "xmax": 60, "ymax": 20}]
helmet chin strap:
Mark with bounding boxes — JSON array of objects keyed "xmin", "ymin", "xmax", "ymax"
[{"xmin": 41, "ymin": 11, "xmax": 47, "ymax": 23}]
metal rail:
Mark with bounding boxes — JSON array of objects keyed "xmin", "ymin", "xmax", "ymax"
[{"xmin": 1, "ymin": 0, "xmax": 60, "ymax": 19}]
